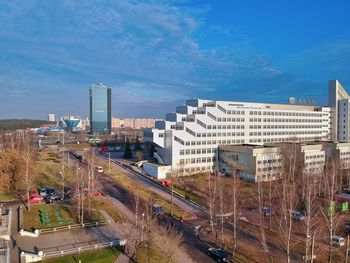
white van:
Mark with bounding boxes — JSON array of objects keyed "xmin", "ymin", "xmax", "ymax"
[
  {"xmin": 95, "ymin": 166, "xmax": 104, "ymax": 173},
  {"xmin": 330, "ymin": 235, "xmax": 345, "ymax": 247}
]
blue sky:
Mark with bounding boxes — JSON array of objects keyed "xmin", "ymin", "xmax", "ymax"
[{"xmin": 1, "ymin": 0, "xmax": 350, "ymax": 119}]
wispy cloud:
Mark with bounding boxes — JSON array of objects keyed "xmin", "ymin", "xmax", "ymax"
[{"xmin": 0, "ymin": 0, "xmax": 348, "ymax": 118}]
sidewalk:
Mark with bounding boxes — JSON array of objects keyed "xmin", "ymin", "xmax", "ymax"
[
  {"xmin": 114, "ymin": 253, "xmax": 129, "ymax": 263},
  {"xmin": 104, "ymin": 195, "xmax": 195, "ymax": 263}
]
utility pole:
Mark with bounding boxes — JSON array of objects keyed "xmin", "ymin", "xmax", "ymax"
[
  {"xmin": 108, "ymin": 152, "xmax": 111, "ymax": 173},
  {"xmin": 346, "ymin": 235, "xmax": 349, "ymax": 263},
  {"xmin": 311, "ymin": 233, "xmax": 315, "ymax": 263}
]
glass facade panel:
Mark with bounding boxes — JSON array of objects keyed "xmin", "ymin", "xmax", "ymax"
[{"xmin": 89, "ymin": 83, "xmax": 111, "ymax": 134}]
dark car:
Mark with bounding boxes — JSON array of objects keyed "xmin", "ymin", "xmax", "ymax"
[
  {"xmin": 207, "ymin": 247, "xmax": 229, "ymax": 262},
  {"xmin": 47, "ymin": 188, "xmax": 56, "ymax": 196},
  {"xmin": 151, "ymin": 204, "xmax": 164, "ymax": 217},
  {"xmin": 262, "ymin": 207, "xmax": 273, "ymax": 216},
  {"xmin": 345, "ymin": 224, "xmax": 350, "ymax": 235},
  {"xmin": 45, "ymin": 193, "xmax": 61, "ymax": 203}
]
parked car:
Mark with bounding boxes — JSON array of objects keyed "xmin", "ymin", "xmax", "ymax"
[
  {"xmin": 47, "ymin": 188, "xmax": 56, "ymax": 196},
  {"xmin": 30, "ymin": 195, "xmax": 44, "ymax": 204},
  {"xmin": 152, "ymin": 204, "xmax": 164, "ymax": 217},
  {"xmin": 330, "ymin": 235, "xmax": 345, "ymax": 247},
  {"xmin": 207, "ymin": 247, "xmax": 230, "ymax": 262},
  {"xmin": 44, "ymin": 193, "xmax": 61, "ymax": 203},
  {"xmin": 39, "ymin": 188, "xmax": 47, "ymax": 196},
  {"xmin": 262, "ymin": 207, "xmax": 273, "ymax": 216},
  {"xmin": 88, "ymin": 191, "xmax": 102, "ymax": 197},
  {"xmin": 95, "ymin": 166, "xmax": 104, "ymax": 173},
  {"xmin": 342, "ymin": 187, "xmax": 350, "ymax": 194},
  {"xmin": 292, "ymin": 211, "xmax": 305, "ymax": 221},
  {"xmin": 30, "ymin": 190, "xmax": 38, "ymax": 198}
]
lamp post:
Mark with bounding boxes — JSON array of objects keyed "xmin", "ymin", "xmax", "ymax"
[
  {"xmin": 108, "ymin": 152, "xmax": 111, "ymax": 173},
  {"xmin": 141, "ymin": 213, "xmax": 145, "ymax": 242}
]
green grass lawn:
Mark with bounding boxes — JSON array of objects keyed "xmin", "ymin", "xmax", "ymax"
[
  {"xmin": 23, "ymin": 204, "xmax": 104, "ymax": 230},
  {"xmin": 23, "ymin": 204, "xmax": 77, "ymax": 230},
  {"xmin": 41, "ymin": 246, "xmax": 121, "ymax": 263},
  {"xmin": 34, "ymin": 149, "xmax": 76, "ymax": 192},
  {"xmin": 172, "ymin": 186, "xmax": 206, "ymax": 207},
  {"xmin": 135, "ymin": 244, "xmax": 174, "ymax": 263},
  {"xmin": 0, "ymin": 192, "xmax": 16, "ymax": 201},
  {"xmin": 90, "ymin": 198, "xmax": 122, "ymax": 223}
]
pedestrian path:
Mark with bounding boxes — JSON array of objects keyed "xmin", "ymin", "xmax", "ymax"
[{"xmin": 114, "ymin": 253, "xmax": 130, "ymax": 263}]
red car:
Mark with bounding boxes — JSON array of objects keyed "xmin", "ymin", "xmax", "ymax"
[
  {"xmin": 30, "ymin": 195, "xmax": 44, "ymax": 203},
  {"xmin": 88, "ymin": 191, "xmax": 102, "ymax": 197},
  {"xmin": 30, "ymin": 190, "xmax": 38, "ymax": 198}
]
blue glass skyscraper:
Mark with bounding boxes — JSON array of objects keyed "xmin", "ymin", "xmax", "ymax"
[{"xmin": 89, "ymin": 83, "xmax": 111, "ymax": 134}]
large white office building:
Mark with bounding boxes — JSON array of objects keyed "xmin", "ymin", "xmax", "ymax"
[{"xmin": 144, "ymin": 80, "xmax": 348, "ymax": 178}]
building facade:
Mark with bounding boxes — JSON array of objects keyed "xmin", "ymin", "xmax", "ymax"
[
  {"xmin": 145, "ymin": 80, "xmax": 348, "ymax": 176},
  {"xmin": 112, "ymin": 117, "xmax": 155, "ymax": 129},
  {"xmin": 48, "ymin": 114, "xmax": 55, "ymax": 122},
  {"xmin": 89, "ymin": 83, "xmax": 111, "ymax": 134}
]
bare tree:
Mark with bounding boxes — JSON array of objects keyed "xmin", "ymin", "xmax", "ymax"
[
  {"xmin": 300, "ymin": 171, "xmax": 320, "ymax": 263},
  {"xmin": 229, "ymin": 169, "xmax": 241, "ymax": 259},
  {"xmin": 205, "ymin": 171, "xmax": 217, "ymax": 232},
  {"xmin": 159, "ymin": 224, "xmax": 183, "ymax": 263},
  {"xmin": 321, "ymin": 158, "xmax": 344, "ymax": 263},
  {"xmin": 21, "ymin": 132, "xmax": 37, "ymax": 211},
  {"xmin": 276, "ymin": 142, "xmax": 302, "ymax": 263},
  {"xmin": 59, "ymin": 149, "xmax": 66, "ymax": 200},
  {"xmin": 256, "ymin": 180, "xmax": 270, "ymax": 261}
]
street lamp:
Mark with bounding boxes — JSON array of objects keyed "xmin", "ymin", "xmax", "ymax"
[{"xmin": 141, "ymin": 213, "xmax": 145, "ymax": 242}]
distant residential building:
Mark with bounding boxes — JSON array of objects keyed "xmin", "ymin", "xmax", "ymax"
[
  {"xmin": 48, "ymin": 114, "xmax": 55, "ymax": 122},
  {"xmin": 112, "ymin": 117, "xmax": 155, "ymax": 129},
  {"xmin": 89, "ymin": 83, "xmax": 112, "ymax": 134}
]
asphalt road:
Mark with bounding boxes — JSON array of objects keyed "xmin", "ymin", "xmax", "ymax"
[
  {"xmin": 94, "ymin": 160, "xmax": 215, "ymax": 263},
  {"xmin": 96, "ymin": 153, "xmax": 305, "ymax": 262}
]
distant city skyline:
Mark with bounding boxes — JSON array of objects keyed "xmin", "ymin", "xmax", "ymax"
[{"xmin": 1, "ymin": 0, "xmax": 350, "ymax": 119}]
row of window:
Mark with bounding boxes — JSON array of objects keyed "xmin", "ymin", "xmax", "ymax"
[
  {"xmin": 211, "ymin": 106, "xmax": 325, "ymax": 118},
  {"xmin": 183, "ymin": 139, "xmax": 245, "ymax": 146},
  {"xmin": 197, "ymin": 132, "xmax": 245, "ymax": 138},
  {"xmin": 249, "ymin": 136, "xmax": 324, "ymax": 143},
  {"xmin": 179, "ymin": 157, "xmax": 216, "ymax": 164},
  {"xmin": 249, "ymin": 118, "xmax": 324, "ymax": 123},
  {"xmin": 250, "ymin": 130, "xmax": 322, "ymax": 136},
  {"xmin": 250, "ymin": 125, "xmax": 325, "ymax": 129},
  {"xmin": 305, "ymin": 155, "xmax": 324, "ymax": 159},
  {"xmin": 257, "ymin": 166, "xmax": 283, "ymax": 172},
  {"xmin": 257, "ymin": 159, "xmax": 282, "ymax": 164},
  {"xmin": 180, "ymin": 148, "xmax": 217, "ymax": 155}
]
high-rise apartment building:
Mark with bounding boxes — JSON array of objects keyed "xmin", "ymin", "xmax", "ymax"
[
  {"xmin": 48, "ymin": 114, "xmax": 55, "ymax": 122},
  {"xmin": 145, "ymin": 80, "xmax": 348, "ymax": 176},
  {"xmin": 89, "ymin": 83, "xmax": 111, "ymax": 134},
  {"xmin": 112, "ymin": 117, "xmax": 155, "ymax": 129}
]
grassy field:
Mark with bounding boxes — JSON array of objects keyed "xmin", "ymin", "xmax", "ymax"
[
  {"xmin": 23, "ymin": 204, "xmax": 104, "ymax": 230},
  {"xmin": 94, "ymin": 158, "xmax": 193, "ymax": 220},
  {"xmin": 41, "ymin": 246, "xmax": 121, "ymax": 263},
  {"xmin": 90, "ymin": 198, "xmax": 122, "ymax": 223},
  {"xmin": 135, "ymin": 244, "xmax": 174, "ymax": 263},
  {"xmin": 23, "ymin": 204, "xmax": 76, "ymax": 230},
  {"xmin": 34, "ymin": 150, "xmax": 75, "ymax": 190},
  {"xmin": 172, "ymin": 186, "xmax": 206, "ymax": 207},
  {"xmin": 0, "ymin": 192, "xmax": 16, "ymax": 201}
]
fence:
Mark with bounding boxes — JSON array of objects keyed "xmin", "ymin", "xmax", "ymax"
[
  {"xmin": 0, "ymin": 241, "xmax": 9, "ymax": 263},
  {"xmin": 39, "ymin": 220, "xmax": 110, "ymax": 234},
  {"xmin": 41, "ymin": 239, "xmax": 127, "ymax": 260}
]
